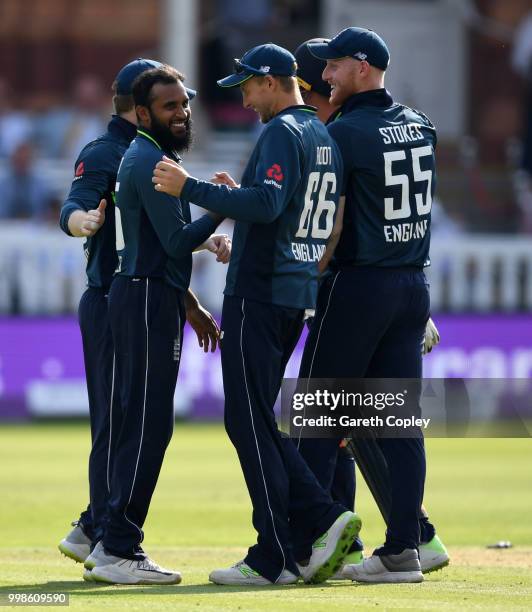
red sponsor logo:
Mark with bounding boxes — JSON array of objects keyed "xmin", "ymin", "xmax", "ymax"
[
  {"xmin": 266, "ymin": 163, "xmax": 283, "ymax": 182},
  {"xmin": 75, "ymin": 162, "xmax": 84, "ymax": 177}
]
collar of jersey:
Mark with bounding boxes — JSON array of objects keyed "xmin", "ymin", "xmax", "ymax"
[
  {"xmin": 272, "ymin": 104, "xmax": 317, "ymax": 120},
  {"xmin": 109, "ymin": 115, "xmax": 137, "ymax": 143},
  {"xmin": 137, "ymin": 128, "xmax": 162, "ymax": 150},
  {"xmin": 136, "ymin": 128, "xmax": 182, "ymax": 162},
  {"xmin": 330, "ymin": 88, "xmax": 393, "ymax": 122}
]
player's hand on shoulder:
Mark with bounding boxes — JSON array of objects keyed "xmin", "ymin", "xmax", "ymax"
[
  {"xmin": 152, "ymin": 155, "xmax": 188, "ymax": 196},
  {"xmin": 186, "ymin": 302, "xmax": 220, "ymax": 352},
  {"xmin": 210, "ymin": 171, "xmax": 239, "ymax": 188},
  {"xmin": 80, "ymin": 198, "xmax": 107, "ymax": 237},
  {"xmin": 423, "ymin": 317, "xmax": 440, "ymax": 355},
  {"xmin": 204, "ymin": 233, "xmax": 232, "ymax": 263}
]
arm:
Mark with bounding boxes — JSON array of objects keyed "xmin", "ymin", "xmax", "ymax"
[
  {"xmin": 152, "ymin": 125, "xmax": 301, "ymax": 224},
  {"xmin": 59, "ymin": 145, "xmax": 112, "ymax": 237},
  {"xmin": 318, "ymin": 195, "xmax": 345, "ymax": 274},
  {"xmin": 135, "ymin": 156, "xmax": 222, "ymax": 258}
]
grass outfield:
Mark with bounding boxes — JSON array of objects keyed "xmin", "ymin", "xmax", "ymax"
[{"xmin": 0, "ymin": 422, "xmax": 531, "ymax": 610}]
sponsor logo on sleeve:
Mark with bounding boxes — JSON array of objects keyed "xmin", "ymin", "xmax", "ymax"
[
  {"xmin": 73, "ymin": 161, "xmax": 85, "ymax": 181},
  {"xmin": 264, "ymin": 163, "xmax": 283, "ymax": 189}
]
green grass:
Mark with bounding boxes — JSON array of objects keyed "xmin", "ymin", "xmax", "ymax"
[{"xmin": 0, "ymin": 422, "xmax": 531, "ymax": 610}]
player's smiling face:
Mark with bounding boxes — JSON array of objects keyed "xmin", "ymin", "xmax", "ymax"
[
  {"xmin": 140, "ymin": 80, "xmax": 193, "ymax": 152},
  {"xmin": 322, "ymin": 57, "xmax": 362, "ymax": 106},
  {"xmin": 240, "ymin": 77, "xmax": 276, "ymax": 124},
  {"xmin": 150, "ymin": 81, "xmax": 190, "ymax": 133}
]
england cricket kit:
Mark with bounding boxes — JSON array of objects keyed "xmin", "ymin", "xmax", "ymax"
[
  {"xmin": 181, "ymin": 105, "xmax": 348, "ymax": 580},
  {"xmin": 297, "ymin": 88, "xmax": 437, "ymax": 553},
  {"xmin": 59, "ymin": 115, "xmax": 136, "ymax": 544},
  {"xmin": 103, "ymin": 127, "xmax": 218, "ymax": 559}
]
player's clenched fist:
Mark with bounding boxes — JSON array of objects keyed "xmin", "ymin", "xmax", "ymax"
[
  {"xmin": 152, "ymin": 155, "xmax": 189, "ymax": 197},
  {"xmin": 80, "ymin": 199, "xmax": 107, "ymax": 237},
  {"xmin": 204, "ymin": 234, "xmax": 232, "ymax": 263}
]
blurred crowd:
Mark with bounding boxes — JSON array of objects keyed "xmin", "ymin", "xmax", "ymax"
[
  {"xmin": 0, "ymin": 75, "xmax": 109, "ymax": 223},
  {"xmin": 0, "ymin": 2, "xmax": 531, "ymax": 236}
]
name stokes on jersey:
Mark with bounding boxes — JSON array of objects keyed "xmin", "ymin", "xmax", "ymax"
[
  {"xmin": 291, "ymin": 145, "xmax": 337, "ymax": 262},
  {"xmin": 380, "ymin": 124, "xmax": 433, "ymax": 245}
]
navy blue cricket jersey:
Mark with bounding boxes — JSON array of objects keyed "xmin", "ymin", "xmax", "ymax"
[
  {"xmin": 181, "ymin": 105, "xmax": 343, "ymax": 309},
  {"xmin": 115, "ymin": 128, "xmax": 218, "ymax": 291},
  {"xmin": 60, "ymin": 115, "xmax": 137, "ymax": 289},
  {"xmin": 328, "ymin": 89, "xmax": 437, "ymax": 268}
]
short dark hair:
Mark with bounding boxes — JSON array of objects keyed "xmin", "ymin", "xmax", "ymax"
[
  {"xmin": 132, "ymin": 65, "xmax": 185, "ymax": 108},
  {"xmin": 111, "ymin": 80, "xmax": 134, "ymax": 114},
  {"xmin": 255, "ymin": 74, "xmax": 296, "ymax": 93}
]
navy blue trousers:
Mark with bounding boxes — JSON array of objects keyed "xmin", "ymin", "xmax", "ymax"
[
  {"xmin": 221, "ymin": 295, "xmax": 346, "ymax": 582},
  {"xmin": 104, "ymin": 276, "xmax": 184, "ymax": 559},
  {"xmin": 77, "ymin": 287, "xmax": 121, "ymax": 545},
  {"xmin": 297, "ymin": 266, "xmax": 430, "ymax": 553}
]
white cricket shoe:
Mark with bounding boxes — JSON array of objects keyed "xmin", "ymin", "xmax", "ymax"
[
  {"xmin": 90, "ymin": 554, "xmax": 181, "ymax": 585},
  {"xmin": 349, "ymin": 549, "xmax": 423, "ymax": 583},
  {"xmin": 58, "ymin": 521, "xmax": 91, "ymax": 563},
  {"xmin": 83, "ymin": 541, "xmax": 121, "ymax": 570},
  {"xmin": 209, "ymin": 560, "xmax": 299, "ymax": 586},
  {"xmin": 297, "ymin": 511, "xmax": 362, "ymax": 584},
  {"xmin": 330, "ymin": 549, "xmax": 364, "ymax": 580}
]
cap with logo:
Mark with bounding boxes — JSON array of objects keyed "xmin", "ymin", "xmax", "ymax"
[
  {"xmin": 217, "ymin": 43, "xmax": 298, "ymax": 88},
  {"xmin": 294, "ymin": 38, "xmax": 331, "ymax": 98},
  {"xmin": 114, "ymin": 58, "xmax": 196, "ymax": 99},
  {"xmin": 308, "ymin": 27, "xmax": 390, "ymax": 71}
]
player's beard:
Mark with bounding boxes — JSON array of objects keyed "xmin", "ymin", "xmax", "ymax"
[{"xmin": 148, "ymin": 110, "xmax": 193, "ymax": 154}]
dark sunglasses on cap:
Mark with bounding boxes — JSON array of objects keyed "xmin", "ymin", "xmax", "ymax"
[{"xmin": 233, "ymin": 58, "xmax": 269, "ymax": 76}]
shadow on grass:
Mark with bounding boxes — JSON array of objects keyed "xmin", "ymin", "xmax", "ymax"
[{"xmin": 1, "ymin": 580, "xmax": 356, "ymax": 596}]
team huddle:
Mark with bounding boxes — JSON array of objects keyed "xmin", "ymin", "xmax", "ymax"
[{"xmin": 58, "ymin": 26, "xmax": 449, "ymax": 587}]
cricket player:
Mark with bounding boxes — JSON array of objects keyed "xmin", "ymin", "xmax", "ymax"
[
  {"xmin": 299, "ymin": 28, "xmax": 439, "ymax": 583},
  {"xmin": 58, "ymin": 59, "xmax": 221, "ymax": 568},
  {"xmin": 293, "ymin": 39, "xmax": 449, "ymax": 580},
  {"xmin": 152, "ymin": 43, "xmax": 361, "ymax": 586},
  {"xmin": 78, "ymin": 65, "xmax": 230, "ymax": 585}
]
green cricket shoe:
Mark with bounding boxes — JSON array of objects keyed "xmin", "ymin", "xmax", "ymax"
[
  {"xmin": 419, "ymin": 534, "xmax": 450, "ymax": 573},
  {"xmin": 297, "ymin": 511, "xmax": 362, "ymax": 584}
]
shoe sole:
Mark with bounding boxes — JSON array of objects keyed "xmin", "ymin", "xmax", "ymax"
[
  {"xmin": 208, "ymin": 575, "xmax": 298, "ymax": 586},
  {"xmin": 307, "ymin": 513, "xmax": 362, "ymax": 585},
  {"xmin": 82, "ymin": 570, "xmax": 94, "ymax": 582},
  {"xmin": 422, "ymin": 557, "xmax": 450, "ymax": 574},
  {"xmin": 88, "ymin": 570, "xmax": 116, "ymax": 584},
  {"xmin": 90, "ymin": 568, "xmax": 182, "ymax": 585},
  {"xmin": 209, "ymin": 578, "xmax": 269, "ymax": 586},
  {"xmin": 352, "ymin": 570, "xmax": 424, "ymax": 584},
  {"xmin": 58, "ymin": 542, "xmax": 87, "ymax": 564}
]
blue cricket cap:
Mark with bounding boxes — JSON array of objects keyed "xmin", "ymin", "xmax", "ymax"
[
  {"xmin": 217, "ymin": 43, "xmax": 297, "ymax": 88},
  {"xmin": 294, "ymin": 38, "xmax": 331, "ymax": 98},
  {"xmin": 115, "ymin": 58, "xmax": 196, "ymax": 99},
  {"xmin": 308, "ymin": 27, "xmax": 390, "ymax": 71}
]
